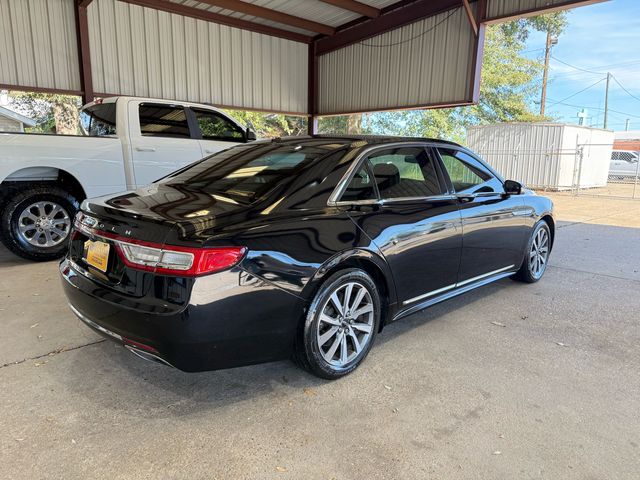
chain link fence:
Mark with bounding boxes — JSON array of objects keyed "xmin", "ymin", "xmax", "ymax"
[{"xmin": 476, "ymin": 145, "xmax": 640, "ymax": 199}]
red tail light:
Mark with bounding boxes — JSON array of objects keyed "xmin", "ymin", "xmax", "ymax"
[
  {"xmin": 83, "ymin": 229, "xmax": 246, "ymax": 277},
  {"xmin": 115, "ymin": 240, "xmax": 246, "ymax": 277}
]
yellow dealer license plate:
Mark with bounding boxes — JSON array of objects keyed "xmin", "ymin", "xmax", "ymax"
[{"xmin": 84, "ymin": 240, "xmax": 110, "ymax": 272}]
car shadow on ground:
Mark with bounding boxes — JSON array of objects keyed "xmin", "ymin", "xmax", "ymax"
[
  {"xmin": 54, "ymin": 278, "xmax": 514, "ymax": 418},
  {"xmin": 0, "ymin": 245, "xmax": 33, "ymax": 267}
]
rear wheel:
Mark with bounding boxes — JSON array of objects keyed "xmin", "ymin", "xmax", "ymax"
[
  {"xmin": 513, "ymin": 220, "xmax": 551, "ymax": 283},
  {"xmin": 296, "ymin": 269, "xmax": 381, "ymax": 379},
  {"xmin": 0, "ymin": 186, "xmax": 79, "ymax": 261}
]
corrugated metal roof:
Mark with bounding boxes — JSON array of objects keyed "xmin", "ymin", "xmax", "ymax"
[
  {"xmin": 0, "ymin": 0, "xmax": 80, "ymax": 92},
  {"xmin": 89, "ymin": 0, "xmax": 308, "ymax": 113},
  {"xmin": 318, "ymin": 6, "xmax": 475, "ymax": 115},
  {"xmin": 168, "ymin": 0, "xmax": 398, "ymax": 35},
  {"xmin": 487, "ymin": 0, "xmax": 598, "ymax": 19},
  {"xmin": 0, "ymin": 0, "xmax": 605, "ymax": 117}
]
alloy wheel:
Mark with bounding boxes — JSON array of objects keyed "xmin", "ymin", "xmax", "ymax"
[
  {"xmin": 529, "ymin": 227, "xmax": 549, "ymax": 279},
  {"xmin": 316, "ymin": 281, "xmax": 374, "ymax": 367},
  {"xmin": 17, "ymin": 201, "xmax": 71, "ymax": 248}
]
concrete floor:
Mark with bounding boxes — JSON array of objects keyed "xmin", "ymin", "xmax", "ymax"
[{"xmin": 1, "ymin": 195, "xmax": 639, "ymax": 479}]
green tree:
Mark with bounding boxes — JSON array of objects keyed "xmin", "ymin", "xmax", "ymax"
[
  {"xmin": 224, "ymin": 109, "xmax": 307, "ymax": 138},
  {"xmin": 9, "ymin": 92, "xmax": 81, "ymax": 134},
  {"xmin": 318, "ymin": 12, "xmax": 569, "ymax": 141}
]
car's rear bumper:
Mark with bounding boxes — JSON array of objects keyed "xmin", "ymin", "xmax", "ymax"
[{"xmin": 60, "ymin": 259, "xmax": 304, "ymax": 372}]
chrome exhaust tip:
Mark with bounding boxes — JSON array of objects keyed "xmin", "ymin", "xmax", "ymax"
[{"xmin": 124, "ymin": 345, "xmax": 175, "ymax": 368}]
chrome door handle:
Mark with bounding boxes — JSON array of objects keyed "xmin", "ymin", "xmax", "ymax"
[
  {"xmin": 456, "ymin": 193, "xmax": 475, "ymax": 203},
  {"xmin": 135, "ymin": 146, "xmax": 156, "ymax": 152}
]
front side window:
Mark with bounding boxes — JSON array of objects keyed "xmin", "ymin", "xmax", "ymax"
[
  {"xmin": 368, "ymin": 147, "xmax": 443, "ymax": 199},
  {"xmin": 438, "ymin": 148, "xmax": 492, "ymax": 193},
  {"xmin": 80, "ymin": 103, "xmax": 117, "ymax": 136},
  {"xmin": 139, "ymin": 104, "xmax": 190, "ymax": 138},
  {"xmin": 191, "ymin": 108, "xmax": 245, "ymax": 142}
]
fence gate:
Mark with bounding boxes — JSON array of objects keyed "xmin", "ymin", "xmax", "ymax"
[
  {"xmin": 474, "ymin": 144, "xmax": 639, "ymax": 200},
  {"xmin": 573, "ymin": 145, "xmax": 640, "ymax": 199}
]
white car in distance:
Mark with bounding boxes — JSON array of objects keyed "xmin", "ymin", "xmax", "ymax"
[
  {"xmin": 0, "ymin": 96, "xmax": 254, "ymax": 260},
  {"xmin": 609, "ymin": 150, "xmax": 640, "ymax": 180}
]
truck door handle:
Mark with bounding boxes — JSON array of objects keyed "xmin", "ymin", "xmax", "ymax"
[
  {"xmin": 205, "ymin": 149, "xmax": 215, "ymax": 154},
  {"xmin": 135, "ymin": 146, "xmax": 156, "ymax": 152}
]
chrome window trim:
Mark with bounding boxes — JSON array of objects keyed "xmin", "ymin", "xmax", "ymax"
[
  {"xmin": 402, "ymin": 264, "xmax": 515, "ymax": 306},
  {"xmin": 332, "ymin": 194, "xmax": 458, "ymax": 207},
  {"xmin": 327, "ymin": 142, "xmax": 450, "ymax": 207}
]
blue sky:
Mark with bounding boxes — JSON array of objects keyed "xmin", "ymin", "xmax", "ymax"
[{"xmin": 523, "ymin": 0, "xmax": 640, "ymax": 131}]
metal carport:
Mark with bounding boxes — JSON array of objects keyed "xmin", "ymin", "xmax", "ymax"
[{"xmin": 0, "ymin": 0, "xmax": 606, "ymax": 132}]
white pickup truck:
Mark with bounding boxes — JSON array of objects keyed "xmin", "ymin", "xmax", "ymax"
[{"xmin": 0, "ymin": 96, "xmax": 254, "ymax": 261}]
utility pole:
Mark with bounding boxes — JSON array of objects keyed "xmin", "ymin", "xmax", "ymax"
[
  {"xmin": 540, "ymin": 31, "xmax": 558, "ymax": 117},
  {"xmin": 604, "ymin": 72, "xmax": 611, "ymax": 129},
  {"xmin": 625, "ymin": 119, "xmax": 631, "ymax": 131}
]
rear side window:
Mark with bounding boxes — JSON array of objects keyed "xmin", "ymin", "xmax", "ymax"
[
  {"xmin": 191, "ymin": 108, "xmax": 245, "ymax": 142},
  {"xmin": 163, "ymin": 143, "xmax": 337, "ymax": 205},
  {"xmin": 139, "ymin": 104, "xmax": 190, "ymax": 138},
  {"xmin": 368, "ymin": 147, "xmax": 444, "ymax": 199},
  {"xmin": 438, "ymin": 148, "xmax": 491, "ymax": 193},
  {"xmin": 80, "ymin": 103, "xmax": 117, "ymax": 136},
  {"xmin": 342, "ymin": 164, "xmax": 376, "ymax": 202}
]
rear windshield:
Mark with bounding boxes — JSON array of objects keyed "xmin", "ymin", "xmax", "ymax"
[
  {"xmin": 161, "ymin": 143, "xmax": 344, "ymax": 205},
  {"xmin": 80, "ymin": 103, "xmax": 117, "ymax": 136}
]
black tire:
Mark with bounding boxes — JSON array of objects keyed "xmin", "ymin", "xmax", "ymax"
[
  {"xmin": 512, "ymin": 220, "xmax": 551, "ymax": 284},
  {"xmin": 0, "ymin": 185, "xmax": 79, "ymax": 261},
  {"xmin": 295, "ymin": 268, "xmax": 381, "ymax": 379}
]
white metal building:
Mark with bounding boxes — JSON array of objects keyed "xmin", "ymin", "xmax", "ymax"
[
  {"xmin": 0, "ymin": 0, "xmax": 607, "ymax": 130},
  {"xmin": 467, "ymin": 122, "xmax": 614, "ymax": 190}
]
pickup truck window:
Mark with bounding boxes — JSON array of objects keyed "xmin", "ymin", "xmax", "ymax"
[
  {"xmin": 139, "ymin": 104, "xmax": 191, "ymax": 138},
  {"xmin": 191, "ymin": 108, "xmax": 245, "ymax": 142},
  {"xmin": 80, "ymin": 103, "xmax": 117, "ymax": 136}
]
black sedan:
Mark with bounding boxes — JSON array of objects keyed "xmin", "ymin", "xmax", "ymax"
[{"xmin": 61, "ymin": 136, "xmax": 554, "ymax": 379}]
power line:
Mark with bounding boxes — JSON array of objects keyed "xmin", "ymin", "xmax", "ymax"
[
  {"xmin": 547, "ymin": 77, "xmax": 608, "ymax": 106},
  {"xmin": 546, "ymin": 98, "xmax": 640, "ymax": 119},
  {"xmin": 550, "ymin": 55, "xmax": 604, "ymax": 75},
  {"xmin": 611, "ymin": 75, "xmax": 640, "ymax": 104},
  {"xmin": 357, "ymin": 10, "xmax": 456, "ymax": 48},
  {"xmin": 550, "ymin": 56, "xmax": 640, "ymax": 74}
]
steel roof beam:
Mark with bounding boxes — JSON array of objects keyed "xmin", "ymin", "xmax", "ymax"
[
  {"xmin": 195, "ymin": 0, "xmax": 335, "ymax": 35},
  {"xmin": 117, "ymin": 0, "xmax": 313, "ymax": 43},
  {"xmin": 462, "ymin": 0, "xmax": 478, "ymax": 36},
  {"xmin": 318, "ymin": 0, "xmax": 380, "ymax": 18},
  {"xmin": 315, "ymin": 0, "xmax": 462, "ymax": 55}
]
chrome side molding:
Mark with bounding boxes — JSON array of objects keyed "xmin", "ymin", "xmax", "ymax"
[{"xmin": 402, "ymin": 265, "xmax": 515, "ymax": 306}]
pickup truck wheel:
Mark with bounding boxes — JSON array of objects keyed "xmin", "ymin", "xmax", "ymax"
[{"xmin": 0, "ymin": 186, "xmax": 79, "ymax": 261}]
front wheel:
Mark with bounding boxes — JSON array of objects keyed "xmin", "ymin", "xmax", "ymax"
[
  {"xmin": 296, "ymin": 269, "xmax": 381, "ymax": 379},
  {"xmin": 512, "ymin": 220, "xmax": 551, "ymax": 283},
  {"xmin": 0, "ymin": 186, "xmax": 79, "ymax": 261}
]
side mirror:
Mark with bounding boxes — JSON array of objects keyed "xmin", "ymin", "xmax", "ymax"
[
  {"xmin": 504, "ymin": 179, "xmax": 523, "ymax": 195},
  {"xmin": 246, "ymin": 128, "xmax": 257, "ymax": 142}
]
